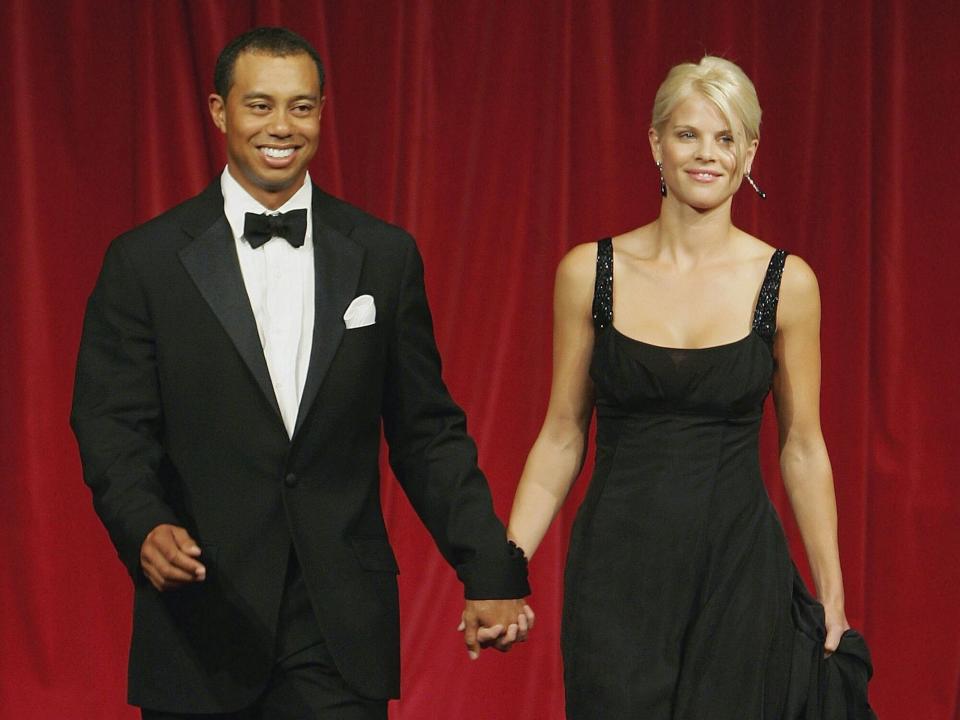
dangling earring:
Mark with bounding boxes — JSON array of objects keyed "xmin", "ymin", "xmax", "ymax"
[
  {"xmin": 657, "ymin": 161, "xmax": 667, "ymax": 197},
  {"xmin": 745, "ymin": 171, "xmax": 766, "ymax": 199}
]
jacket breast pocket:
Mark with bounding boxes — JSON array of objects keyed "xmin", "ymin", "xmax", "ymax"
[
  {"xmin": 350, "ymin": 535, "xmax": 399, "ymax": 574},
  {"xmin": 338, "ymin": 323, "xmax": 384, "ymax": 364},
  {"xmin": 342, "ymin": 322, "xmax": 378, "ymax": 340},
  {"xmin": 328, "ymin": 324, "xmax": 386, "ymax": 406}
]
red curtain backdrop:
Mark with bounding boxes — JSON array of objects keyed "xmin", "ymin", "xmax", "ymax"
[{"xmin": 2, "ymin": 1, "xmax": 958, "ymax": 717}]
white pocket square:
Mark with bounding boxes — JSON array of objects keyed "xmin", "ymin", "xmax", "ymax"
[{"xmin": 343, "ymin": 294, "xmax": 376, "ymax": 329}]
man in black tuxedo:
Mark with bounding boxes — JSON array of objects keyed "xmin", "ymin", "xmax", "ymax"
[{"xmin": 71, "ymin": 27, "xmax": 530, "ymax": 719}]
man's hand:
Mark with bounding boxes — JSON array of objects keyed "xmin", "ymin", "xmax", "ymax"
[
  {"xmin": 458, "ymin": 599, "xmax": 535, "ymax": 659},
  {"xmin": 140, "ymin": 524, "xmax": 206, "ymax": 592}
]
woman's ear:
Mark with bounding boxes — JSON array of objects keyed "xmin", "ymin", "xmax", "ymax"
[
  {"xmin": 648, "ymin": 126, "xmax": 662, "ymax": 164},
  {"xmin": 743, "ymin": 138, "xmax": 759, "ymax": 175}
]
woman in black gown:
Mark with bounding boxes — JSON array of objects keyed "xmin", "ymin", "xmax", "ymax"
[{"xmin": 507, "ymin": 57, "xmax": 861, "ymax": 717}]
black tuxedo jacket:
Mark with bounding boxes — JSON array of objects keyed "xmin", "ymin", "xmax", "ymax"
[{"xmin": 70, "ymin": 180, "xmax": 528, "ymax": 713}]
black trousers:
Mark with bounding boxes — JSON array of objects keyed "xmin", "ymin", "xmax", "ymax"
[{"xmin": 142, "ymin": 551, "xmax": 387, "ymax": 720}]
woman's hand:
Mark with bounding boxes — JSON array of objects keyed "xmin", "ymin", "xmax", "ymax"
[{"xmin": 822, "ymin": 601, "xmax": 850, "ymax": 655}]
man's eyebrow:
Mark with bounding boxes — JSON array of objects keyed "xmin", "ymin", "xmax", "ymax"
[{"xmin": 239, "ymin": 91, "xmax": 320, "ymax": 102}]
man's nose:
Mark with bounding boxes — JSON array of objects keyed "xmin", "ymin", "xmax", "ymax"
[{"xmin": 267, "ymin": 110, "xmax": 293, "ymax": 136}]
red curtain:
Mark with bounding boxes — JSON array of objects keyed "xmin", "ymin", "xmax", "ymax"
[{"xmin": 2, "ymin": 1, "xmax": 958, "ymax": 717}]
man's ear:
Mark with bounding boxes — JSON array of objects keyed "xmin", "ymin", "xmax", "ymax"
[{"xmin": 208, "ymin": 94, "xmax": 227, "ymax": 133}]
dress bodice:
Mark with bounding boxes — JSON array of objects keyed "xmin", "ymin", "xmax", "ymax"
[{"xmin": 588, "ymin": 238, "xmax": 788, "ymax": 420}]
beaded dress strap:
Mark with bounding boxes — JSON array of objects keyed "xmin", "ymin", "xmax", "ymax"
[
  {"xmin": 752, "ymin": 249, "xmax": 789, "ymax": 347},
  {"xmin": 592, "ymin": 238, "xmax": 614, "ymax": 330}
]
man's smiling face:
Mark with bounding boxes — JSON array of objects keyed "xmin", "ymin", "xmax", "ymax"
[{"xmin": 209, "ymin": 51, "xmax": 324, "ymax": 209}]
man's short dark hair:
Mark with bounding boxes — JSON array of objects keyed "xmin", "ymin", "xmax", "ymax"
[{"xmin": 214, "ymin": 27, "xmax": 325, "ymax": 98}]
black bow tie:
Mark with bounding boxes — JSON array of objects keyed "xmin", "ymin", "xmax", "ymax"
[{"xmin": 243, "ymin": 209, "xmax": 307, "ymax": 249}]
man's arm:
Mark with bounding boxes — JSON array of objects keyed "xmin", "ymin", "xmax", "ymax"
[
  {"xmin": 380, "ymin": 236, "xmax": 530, "ymax": 653},
  {"xmin": 70, "ymin": 239, "xmax": 199, "ymax": 587}
]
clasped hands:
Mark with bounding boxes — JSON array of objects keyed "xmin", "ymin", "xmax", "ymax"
[
  {"xmin": 141, "ymin": 524, "xmax": 536, "ymax": 659},
  {"xmin": 459, "ymin": 598, "xmax": 535, "ymax": 659}
]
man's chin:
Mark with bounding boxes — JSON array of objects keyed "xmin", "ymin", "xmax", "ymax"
[
  {"xmin": 243, "ymin": 168, "xmax": 306, "ymax": 195},
  {"xmin": 255, "ymin": 173, "xmax": 299, "ymax": 192}
]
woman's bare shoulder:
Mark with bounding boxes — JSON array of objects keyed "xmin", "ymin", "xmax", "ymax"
[
  {"xmin": 733, "ymin": 229, "xmax": 778, "ymax": 263},
  {"xmin": 781, "ymin": 253, "xmax": 818, "ymax": 289},
  {"xmin": 611, "ymin": 223, "xmax": 659, "ymax": 260},
  {"xmin": 778, "ymin": 253, "xmax": 820, "ymax": 325},
  {"xmin": 557, "ymin": 241, "xmax": 603, "ymax": 284}
]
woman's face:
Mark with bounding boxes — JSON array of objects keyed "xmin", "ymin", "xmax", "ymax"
[{"xmin": 650, "ymin": 93, "xmax": 756, "ymax": 210}]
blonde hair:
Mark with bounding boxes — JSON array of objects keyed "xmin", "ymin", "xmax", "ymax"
[{"xmin": 652, "ymin": 56, "xmax": 761, "ymax": 158}]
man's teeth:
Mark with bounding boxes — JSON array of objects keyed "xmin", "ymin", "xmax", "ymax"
[{"xmin": 261, "ymin": 147, "xmax": 294, "ymax": 158}]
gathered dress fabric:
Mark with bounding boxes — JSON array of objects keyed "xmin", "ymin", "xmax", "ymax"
[{"xmin": 561, "ymin": 239, "xmax": 875, "ymax": 719}]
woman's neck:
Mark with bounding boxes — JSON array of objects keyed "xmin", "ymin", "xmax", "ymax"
[{"xmin": 651, "ymin": 198, "xmax": 736, "ymax": 268}]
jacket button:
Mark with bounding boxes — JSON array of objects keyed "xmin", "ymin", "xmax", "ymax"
[{"xmin": 284, "ymin": 473, "xmax": 297, "ymax": 488}]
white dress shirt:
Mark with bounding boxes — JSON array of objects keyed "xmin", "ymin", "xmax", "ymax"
[{"xmin": 221, "ymin": 167, "xmax": 315, "ymax": 439}]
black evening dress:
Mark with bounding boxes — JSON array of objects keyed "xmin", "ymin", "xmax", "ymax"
[{"xmin": 561, "ymin": 239, "xmax": 874, "ymax": 719}]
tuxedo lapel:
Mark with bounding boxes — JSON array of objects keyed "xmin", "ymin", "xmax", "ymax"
[
  {"xmin": 177, "ymin": 190, "xmax": 283, "ymax": 423},
  {"xmin": 293, "ymin": 204, "xmax": 365, "ymax": 439}
]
